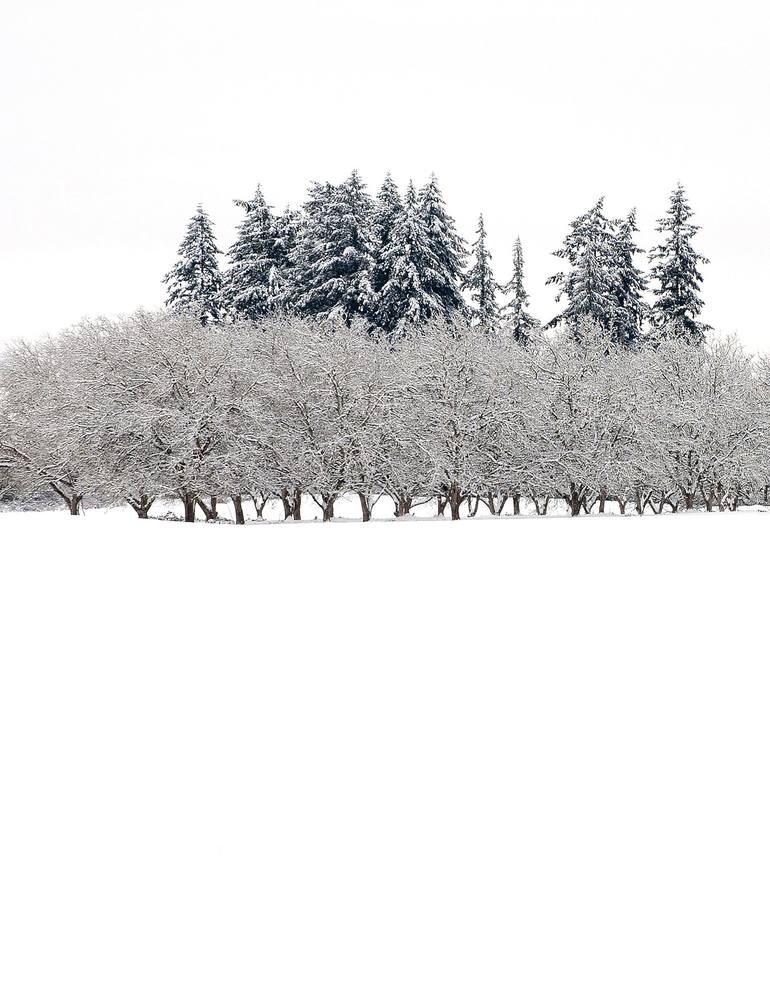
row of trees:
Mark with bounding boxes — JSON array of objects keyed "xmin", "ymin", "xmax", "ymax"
[
  {"xmin": 165, "ymin": 176, "xmax": 709, "ymax": 344},
  {"xmin": 1, "ymin": 313, "xmax": 766, "ymax": 522}
]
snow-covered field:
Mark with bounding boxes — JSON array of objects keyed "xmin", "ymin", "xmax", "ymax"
[{"xmin": 2, "ymin": 507, "xmax": 769, "ymax": 1001}]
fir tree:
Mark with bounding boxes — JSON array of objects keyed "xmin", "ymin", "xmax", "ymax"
[
  {"xmin": 164, "ymin": 204, "xmax": 224, "ymax": 325},
  {"xmin": 292, "ymin": 171, "xmax": 375, "ymax": 323},
  {"xmin": 272, "ymin": 205, "xmax": 302, "ymax": 308},
  {"xmin": 462, "ymin": 214, "xmax": 500, "ymax": 330},
  {"xmin": 224, "ymin": 186, "xmax": 284, "ymax": 320},
  {"xmin": 547, "ymin": 199, "xmax": 619, "ymax": 336},
  {"xmin": 417, "ymin": 174, "xmax": 467, "ymax": 319},
  {"xmin": 648, "ymin": 184, "xmax": 710, "ymax": 342},
  {"xmin": 501, "ymin": 236, "xmax": 538, "ymax": 343},
  {"xmin": 375, "ymin": 181, "xmax": 441, "ymax": 335},
  {"xmin": 610, "ymin": 209, "xmax": 647, "ymax": 346},
  {"xmin": 371, "ymin": 173, "xmax": 403, "ymax": 297}
]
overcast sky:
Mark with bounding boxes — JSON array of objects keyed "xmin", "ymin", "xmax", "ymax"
[{"xmin": 2, "ymin": 0, "xmax": 768, "ymax": 349}]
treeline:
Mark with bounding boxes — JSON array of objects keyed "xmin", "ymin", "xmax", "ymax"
[
  {"xmin": 1, "ymin": 313, "xmax": 767, "ymax": 521},
  {"xmin": 165, "ymin": 175, "xmax": 709, "ymax": 345}
]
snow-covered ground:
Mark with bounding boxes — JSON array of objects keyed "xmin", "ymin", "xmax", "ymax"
[{"xmin": 2, "ymin": 508, "xmax": 769, "ymax": 1001}]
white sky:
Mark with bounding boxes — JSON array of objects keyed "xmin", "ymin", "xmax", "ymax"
[{"xmin": 2, "ymin": 0, "xmax": 768, "ymax": 349}]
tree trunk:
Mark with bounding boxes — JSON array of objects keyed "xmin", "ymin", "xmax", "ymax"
[
  {"xmin": 437, "ymin": 496, "xmax": 447, "ymax": 517},
  {"xmin": 511, "ymin": 493, "xmax": 521, "ymax": 516},
  {"xmin": 598, "ymin": 489, "xmax": 607, "ymax": 514},
  {"xmin": 448, "ymin": 483, "xmax": 462, "ymax": 521},
  {"xmin": 321, "ymin": 493, "xmax": 335, "ymax": 522},
  {"xmin": 68, "ymin": 495, "xmax": 82, "ymax": 516},
  {"xmin": 357, "ymin": 492, "xmax": 371, "ymax": 522},
  {"xmin": 291, "ymin": 487, "xmax": 302, "ymax": 520},
  {"xmin": 280, "ymin": 488, "xmax": 292, "ymax": 520},
  {"xmin": 182, "ymin": 493, "xmax": 196, "ymax": 523},
  {"xmin": 395, "ymin": 495, "xmax": 412, "ymax": 518},
  {"xmin": 567, "ymin": 486, "xmax": 583, "ymax": 517},
  {"xmin": 128, "ymin": 495, "xmax": 153, "ymax": 519},
  {"xmin": 210, "ymin": 495, "xmax": 218, "ymax": 519},
  {"xmin": 195, "ymin": 497, "xmax": 216, "ymax": 521},
  {"xmin": 617, "ymin": 498, "xmax": 627, "ymax": 515},
  {"xmin": 232, "ymin": 495, "xmax": 245, "ymax": 525}
]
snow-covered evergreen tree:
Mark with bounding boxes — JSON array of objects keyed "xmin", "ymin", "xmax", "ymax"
[
  {"xmin": 271, "ymin": 205, "xmax": 302, "ymax": 308},
  {"xmin": 223, "ymin": 186, "xmax": 285, "ymax": 320},
  {"xmin": 371, "ymin": 173, "xmax": 403, "ymax": 297},
  {"xmin": 417, "ymin": 174, "xmax": 467, "ymax": 319},
  {"xmin": 375, "ymin": 181, "xmax": 442, "ymax": 335},
  {"xmin": 501, "ymin": 237, "xmax": 538, "ymax": 343},
  {"xmin": 547, "ymin": 199, "xmax": 620, "ymax": 336},
  {"xmin": 610, "ymin": 209, "xmax": 647, "ymax": 346},
  {"xmin": 462, "ymin": 214, "xmax": 500, "ymax": 330},
  {"xmin": 291, "ymin": 171, "xmax": 375, "ymax": 323},
  {"xmin": 164, "ymin": 204, "xmax": 224, "ymax": 325},
  {"xmin": 648, "ymin": 184, "xmax": 710, "ymax": 342}
]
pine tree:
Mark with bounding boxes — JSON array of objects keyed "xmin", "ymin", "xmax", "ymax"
[
  {"xmin": 610, "ymin": 209, "xmax": 647, "ymax": 346},
  {"xmin": 371, "ymin": 173, "xmax": 403, "ymax": 297},
  {"xmin": 272, "ymin": 205, "xmax": 302, "ymax": 308},
  {"xmin": 648, "ymin": 184, "xmax": 710, "ymax": 342},
  {"xmin": 501, "ymin": 237, "xmax": 538, "ymax": 343},
  {"xmin": 417, "ymin": 174, "xmax": 467, "ymax": 319},
  {"xmin": 224, "ymin": 186, "xmax": 285, "ymax": 320},
  {"xmin": 375, "ymin": 181, "xmax": 442, "ymax": 335},
  {"xmin": 292, "ymin": 171, "xmax": 375, "ymax": 323},
  {"xmin": 462, "ymin": 214, "xmax": 500, "ymax": 330},
  {"xmin": 547, "ymin": 199, "xmax": 618, "ymax": 335},
  {"xmin": 164, "ymin": 204, "xmax": 224, "ymax": 324}
]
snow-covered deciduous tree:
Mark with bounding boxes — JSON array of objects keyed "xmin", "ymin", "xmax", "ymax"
[
  {"xmin": 3, "ymin": 301, "xmax": 768, "ymax": 522},
  {"xmin": 648, "ymin": 184, "xmax": 710, "ymax": 343},
  {"xmin": 164, "ymin": 205, "xmax": 224, "ymax": 325},
  {"xmin": 463, "ymin": 214, "xmax": 500, "ymax": 331}
]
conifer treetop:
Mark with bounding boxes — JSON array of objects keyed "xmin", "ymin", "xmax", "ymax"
[{"xmin": 164, "ymin": 204, "xmax": 224, "ymax": 326}]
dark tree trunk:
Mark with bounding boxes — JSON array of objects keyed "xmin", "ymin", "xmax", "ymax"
[
  {"xmin": 195, "ymin": 497, "xmax": 217, "ymax": 521},
  {"xmin": 617, "ymin": 498, "xmax": 627, "ymax": 515},
  {"xmin": 598, "ymin": 489, "xmax": 607, "ymax": 514},
  {"xmin": 128, "ymin": 495, "xmax": 153, "ymax": 519},
  {"xmin": 437, "ymin": 496, "xmax": 447, "ymax": 517},
  {"xmin": 321, "ymin": 494, "xmax": 335, "ymax": 522},
  {"xmin": 357, "ymin": 492, "xmax": 371, "ymax": 522},
  {"xmin": 291, "ymin": 487, "xmax": 302, "ymax": 521},
  {"xmin": 511, "ymin": 493, "xmax": 521, "ymax": 516},
  {"xmin": 69, "ymin": 495, "xmax": 82, "ymax": 516},
  {"xmin": 280, "ymin": 488, "xmax": 292, "ymax": 520},
  {"xmin": 448, "ymin": 483, "xmax": 462, "ymax": 521},
  {"xmin": 252, "ymin": 494, "xmax": 268, "ymax": 519},
  {"xmin": 567, "ymin": 486, "xmax": 583, "ymax": 517},
  {"xmin": 182, "ymin": 493, "xmax": 196, "ymax": 523},
  {"xmin": 232, "ymin": 495, "xmax": 245, "ymax": 525},
  {"xmin": 210, "ymin": 496, "xmax": 218, "ymax": 519},
  {"xmin": 395, "ymin": 496, "xmax": 412, "ymax": 518}
]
